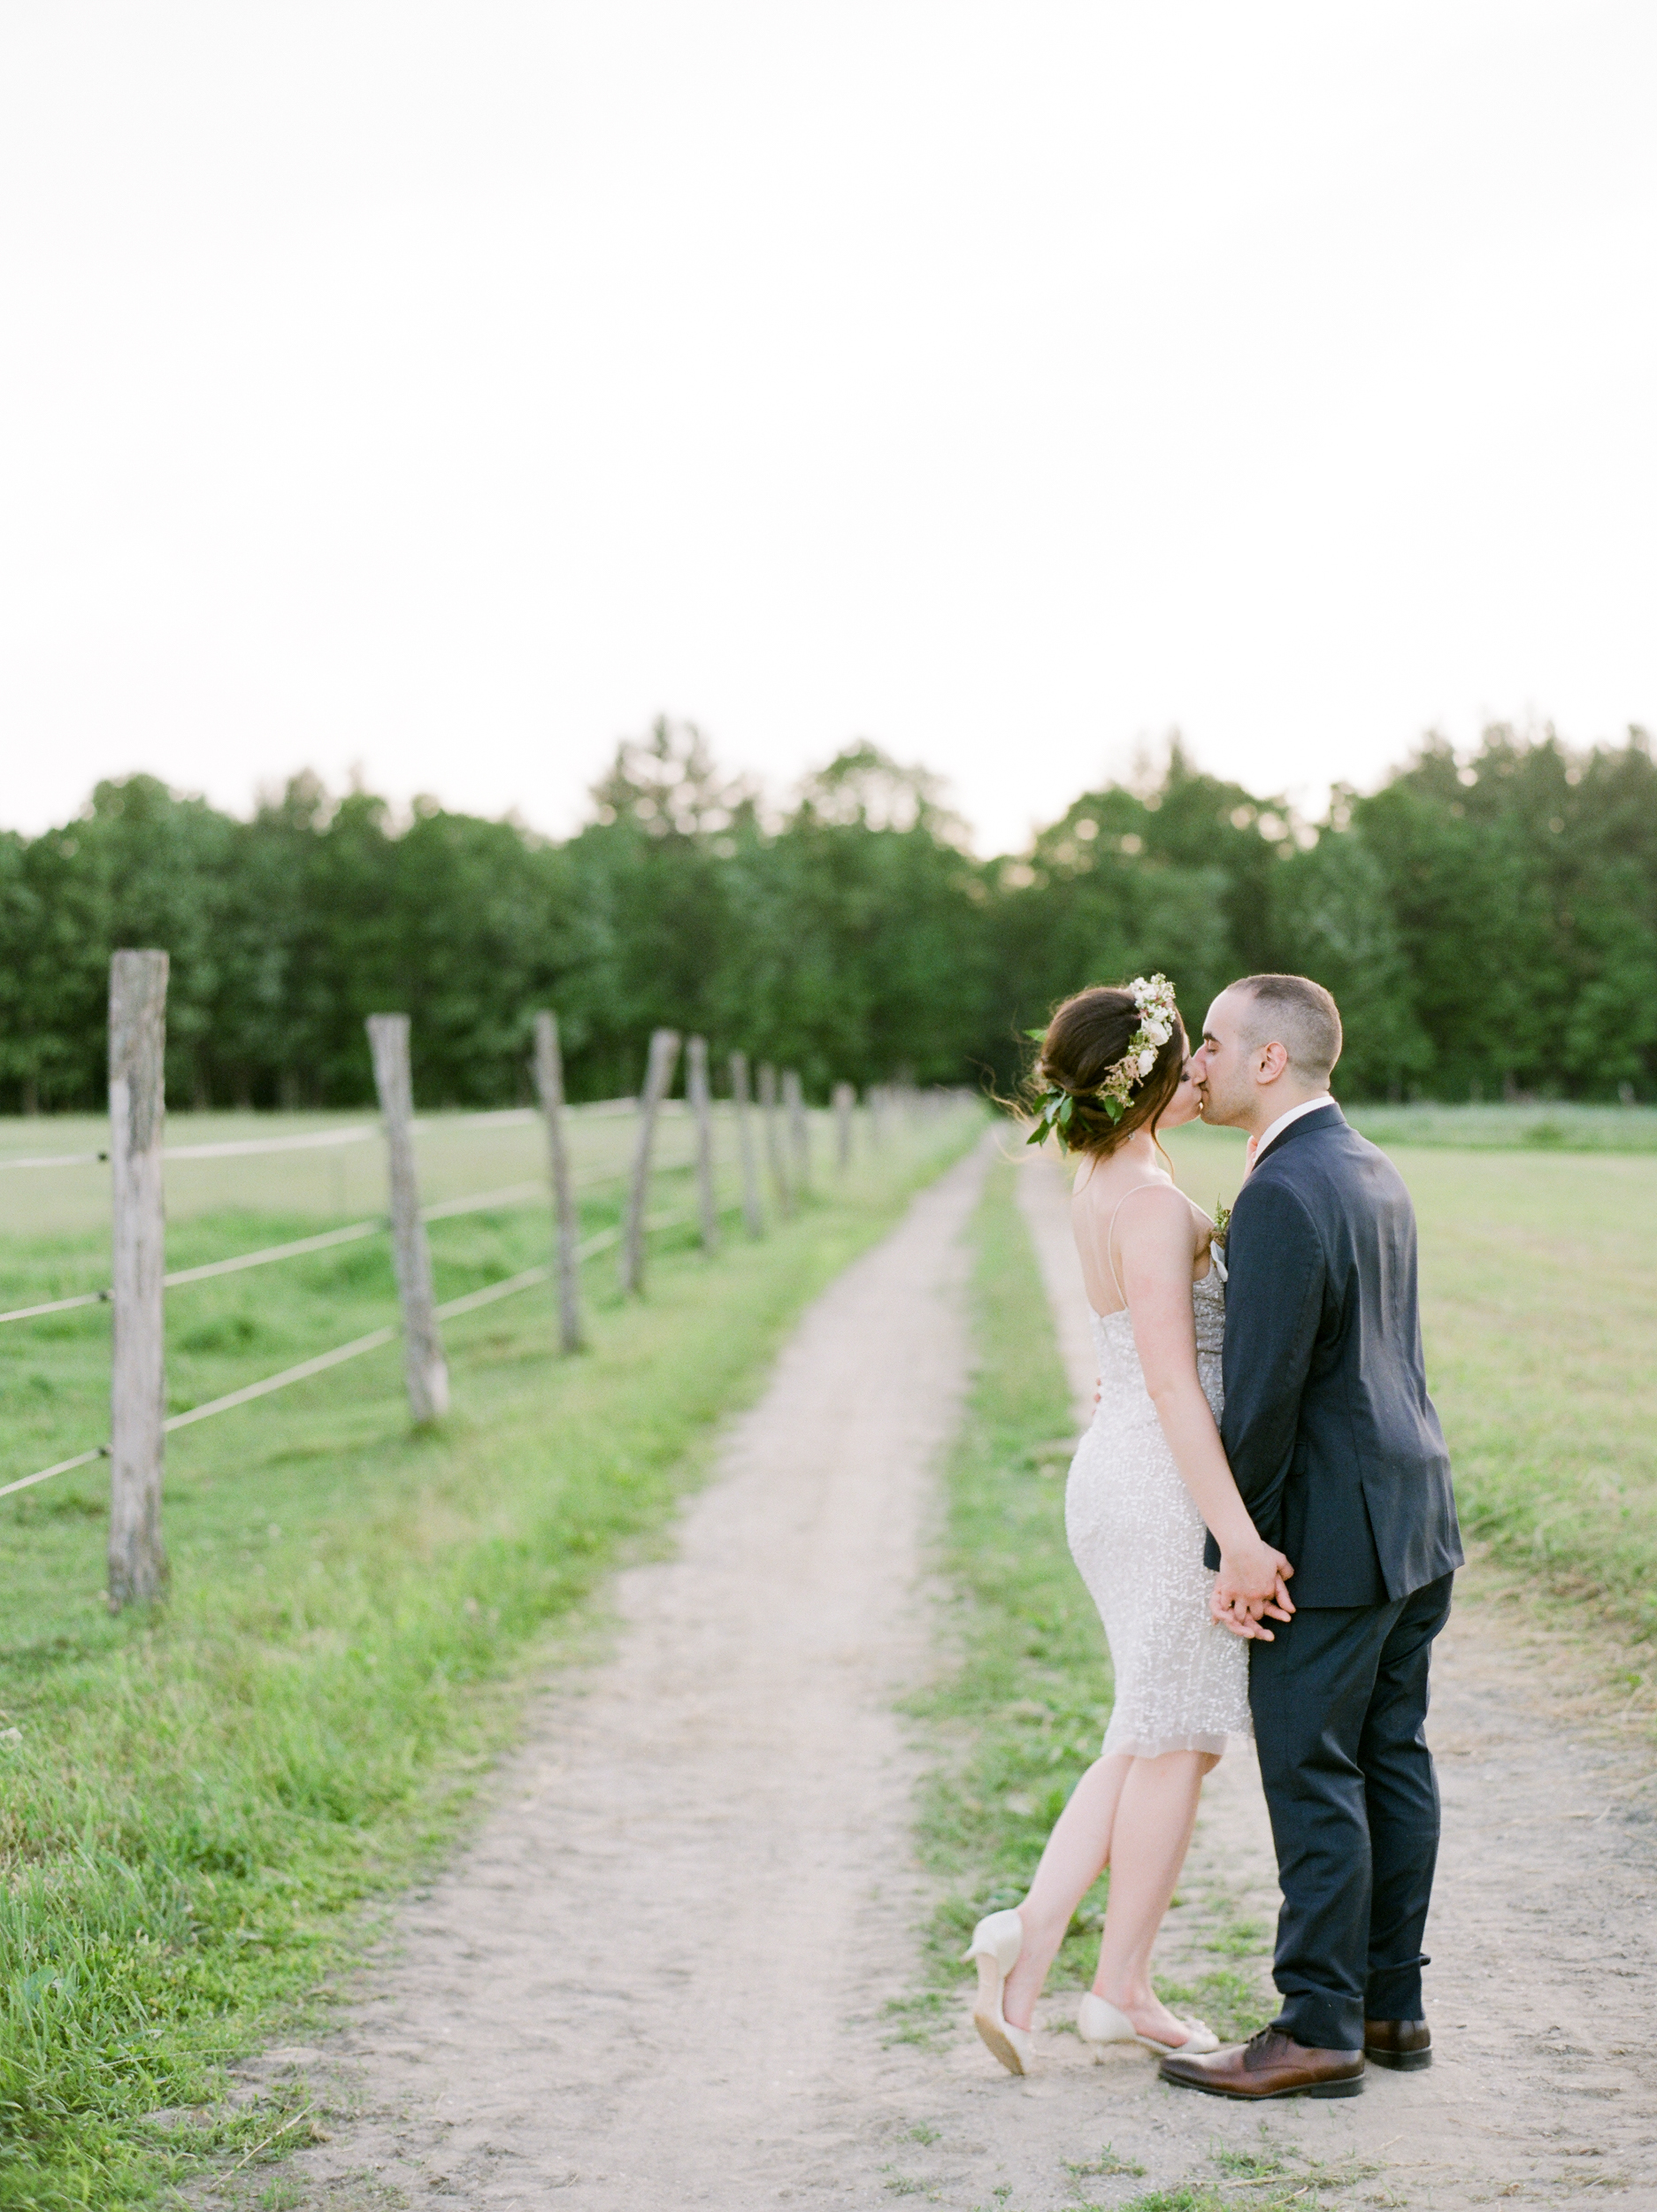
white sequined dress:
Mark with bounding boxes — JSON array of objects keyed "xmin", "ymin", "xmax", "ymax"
[{"xmin": 1064, "ymin": 1248, "xmax": 1252, "ymax": 1760}]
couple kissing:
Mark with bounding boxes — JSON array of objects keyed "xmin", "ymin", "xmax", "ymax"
[{"xmin": 968, "ymin": 972, "xmax": 1462, "ymax": 2100}]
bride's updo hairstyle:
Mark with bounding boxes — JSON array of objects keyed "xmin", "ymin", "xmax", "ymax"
[{"xmin": 1028, "ymin": 984, "xmax": 1188, "ymax": 1159}]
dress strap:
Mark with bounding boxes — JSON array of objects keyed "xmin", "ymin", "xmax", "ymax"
[{"xmin": 1103, "ymin": 1181, "xmax": 1175, "ymax": 1308}]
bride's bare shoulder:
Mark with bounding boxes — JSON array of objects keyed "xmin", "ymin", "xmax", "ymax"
[
  {"xmin": 1071, "ymin": 1158, "xmax": 1183, "ymax": 1216},
  {"xmin": 1074, "ymin": 1164, "xmax": 1200, "ymax": 1251}
]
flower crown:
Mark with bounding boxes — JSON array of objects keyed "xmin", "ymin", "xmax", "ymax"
[{"xmin": 1025, "ymin": 973, "xmax": 1180, "ymax": 1150}]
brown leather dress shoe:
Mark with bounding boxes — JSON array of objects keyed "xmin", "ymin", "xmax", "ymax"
[
  {"xmin": 1159, "ymin": 2027, "xmax": 1364, "ymax": 2099},
  {"xmin": 1364, "ymin": 2018, "xmax": 1431, "ymax": 2070}
]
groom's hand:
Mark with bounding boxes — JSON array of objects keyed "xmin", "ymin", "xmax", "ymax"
[
  {"xmin": 1212, "ymin": 1543, "xmax": 1294, "ymax": 1640},
  {"xmin": 1212, "ymin": 1591, "xmax": 1276, "ymax": 1640}
]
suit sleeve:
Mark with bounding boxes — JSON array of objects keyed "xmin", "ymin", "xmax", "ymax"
[{"xmin": 1216, "ymin": 1175, "xmax": 1326, "ymax": 1554}]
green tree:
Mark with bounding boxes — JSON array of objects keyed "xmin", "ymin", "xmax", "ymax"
[
  {"xmin": 1267, "ymin": 823, "xmax": 1430, "ymax": 1099},
  {"xmin": 3, "ymin": 720, "xmax": 1652, "ymax": 1115}
]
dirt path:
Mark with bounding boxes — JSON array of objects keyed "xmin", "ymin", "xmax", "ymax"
[
  {"xmin": 257, "ymin": 1148, "xmax": 990, "ymax": 2209},
  {"xmin": 228, "ymin": 1146, "xmax": 1657, "ymax": 2211}
]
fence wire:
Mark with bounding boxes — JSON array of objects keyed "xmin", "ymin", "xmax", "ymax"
[
  {"xmin": 0, "ymin": 1165, "xmax": 656, "ymax": 1325},
  {"xmin": 1, "ymin": 1069, "xmax": 906, "ymax": 1519},
  {"xmin": 0, "ymin": 1095, "xmax": 657, "ymax": 1177},
  {"xmin": 0, "ymin": 1205, "xmax": 706, "ymax": 1498}
]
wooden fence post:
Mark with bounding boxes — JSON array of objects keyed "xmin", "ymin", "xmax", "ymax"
[
  {"xmin": 758, "ymin": 1062, "xmax": 791, "ymax": 1217},
  {"xmin": 108, "ymin": 949, "xmax": 170, "ymax": 1610},
  {"xmin": 533, "ymin": 1010, "xmax": 583, "ymax": 1352},
  {"xmin": 366, "ymin": 1014, "xmax": 449, "ymax": 1423},
  {"xmin": 622, "ymin": 1027, "xmax": 681, "ymax": 1294},
  {"xmin": 782, "ymin": 1070, "xmax": 809, "ymax": 1198},
  {"xmin": 833, "ymin": 1080, "xmax": 855, "ymax": 1170},
  {"xmin": 729, "ymin": 1050, "xmax": 764, "ymax": 1239},
  {"xmin": 687, "ymin": 1036, "xmax": 719, "ymax": 1251}
]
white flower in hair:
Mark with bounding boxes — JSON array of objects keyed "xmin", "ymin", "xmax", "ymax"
[{"xmin": 1026, "ymin": 972, "xmax": 1181, "ymax": 1148}]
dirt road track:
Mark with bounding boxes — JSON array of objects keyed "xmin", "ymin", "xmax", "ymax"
[
  {"xmin": 263, "ymin": 1148, "xmax": 987, "ymax": 2208},
  {"xmin": 232, "ymin": 1145, "xmax": 1657, "ymax": 2210}
]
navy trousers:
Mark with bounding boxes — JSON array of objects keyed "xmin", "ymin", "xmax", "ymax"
[{"xmin": 1247, "ymin": 1571, "xmax": 1454, "ymax": 2052}]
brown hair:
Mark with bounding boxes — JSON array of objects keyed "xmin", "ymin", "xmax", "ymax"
[
  {"xmin": 1026, "ymin": 984, "xmax": 1188, "ymax": 1159},
  {"xmin": 1231, "ymin": 973, "xmax": 1343, "ymax": 1083}
]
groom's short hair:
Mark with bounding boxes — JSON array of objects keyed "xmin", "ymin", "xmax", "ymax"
[{"xmin": 1233, "ymin": 973, "xmax": 1343, "ymax": 1083}]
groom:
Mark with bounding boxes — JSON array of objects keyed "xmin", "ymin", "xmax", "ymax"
[{"xmin": 1162, "ymin": 973, "xmax": 1462, "ymax": 2101}]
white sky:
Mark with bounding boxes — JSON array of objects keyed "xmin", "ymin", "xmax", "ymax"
[{"xmin": 3, "ymin": 3, "xmax": 1653, "ymax": 854}]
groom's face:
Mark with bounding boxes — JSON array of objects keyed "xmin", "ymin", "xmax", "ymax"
[{"xmin": 1193, "ymin": 988, "xmax": 1256, "ymax": 1126}]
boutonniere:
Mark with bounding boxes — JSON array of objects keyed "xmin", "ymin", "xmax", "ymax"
[{"xmin": 1208, "ymin": 1200, "xmax": 1231, "ymax": 1282}]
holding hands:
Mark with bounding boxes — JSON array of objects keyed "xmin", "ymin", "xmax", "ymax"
[{"xmin": 1211, "ymin": 1540, "xmax": 1295, "ymax": 1640}]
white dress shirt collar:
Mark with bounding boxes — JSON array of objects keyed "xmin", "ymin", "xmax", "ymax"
[{"xmin": 1249, "ymin": 1093, "xmax": 1336, "ymax": 1169}]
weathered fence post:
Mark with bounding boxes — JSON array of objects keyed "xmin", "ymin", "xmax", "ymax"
[
  {"xmin": 108, "ymin": 949, "xmax": 170, "ymax": 1610},
  {"xmin": 758, "ymin": 1062, "xmax": 791, "ymax": 1217},
  {"xmin": 833, "ymin": 1080, "xmax": 855, "ymax": 1170},
  {"xmin": 622, "ymin": 1027, "xmax": 681, "ymax": 1294},
  {"xmin": 783, "ymin": 1070, "xmax": 810, "ymax": 1199},
  {"xmin": 729, "ymin": 1050, "xmax": 764, "ymax": 1240},
  {"xmin": 533, "ymin": 1010, "xmax": 583, "ymax": 1353},
  {"xmin": 366, "ymin": 1014, "xmax": 449, "ymax": 1423},
  {"xmin": 687, "ymin": 1035, "xmax": 719, "ymax": 1251}
]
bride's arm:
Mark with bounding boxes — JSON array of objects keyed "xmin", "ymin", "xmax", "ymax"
[{"xmin": 1110, "ymin": 1188, "xmax": 1294, "ymax": 1635}]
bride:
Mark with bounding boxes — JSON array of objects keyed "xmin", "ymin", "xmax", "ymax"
[{"xmin": 966, "ymin": 977, "xmax": 1294, "ymax": 2074}]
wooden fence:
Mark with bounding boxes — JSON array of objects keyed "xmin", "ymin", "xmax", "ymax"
[{"xmin": 1, "ymin": 953, "xmax": 954, "ymax": 1611}]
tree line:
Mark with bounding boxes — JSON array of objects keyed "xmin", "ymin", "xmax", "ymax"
[{"xmin": 2, "ymin": 720, "xmax": 1652, "ymax": 1112}]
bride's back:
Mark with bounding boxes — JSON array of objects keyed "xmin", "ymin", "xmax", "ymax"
[{"xmin": 1069, "ymin": 1144, "xmax": 1191, "ymax": 1319}]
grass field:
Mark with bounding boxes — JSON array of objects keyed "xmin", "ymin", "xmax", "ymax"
[
  {"xmin": 0, "ymin": 1099, "xmax": 982, "ymax": 2209},
  {"xmin": 1341, "ymin": 1101, "xmax": 1657, "ymax": 1153},
  {"xmin": 0, "ymin": 1098, "xmax": 774, "ymax": 1499},
  {"xmin": 1163, "ymin": 1118, "xmax": 1657, "ymax": 1635},
  {"xmin": 4, "ymin": 1097, "xmax": 1653, "ymax": 2203}
]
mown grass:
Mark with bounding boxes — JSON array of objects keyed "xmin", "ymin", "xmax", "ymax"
[
  {"xmin": 895, "ymin": 1156, "xmax": 1270, "ymax": 2055},
  {"xmin": 0, "ymin": 1098, "xmax": 752, "ymax": 1485},
  {"xmin": 1406, "ymin": 1147, "xmax": 1657, "ymax": 1635},
  {"xmin": 0, "ymin": 1106, "xmax": 981, "ymax": 2209},
  {"xmin": 1341, "ymin": 1101, "xmax": 1657, "ymax": 1154}
]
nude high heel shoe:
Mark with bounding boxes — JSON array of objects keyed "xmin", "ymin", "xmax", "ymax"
[
  {"xmin": 1078, "ymin": 1990, "xmax": 1219, "ymax": 2059},
  {"xmin": 963, "ymin": 1909, "xmax": 1034, "ymax": 2076}
]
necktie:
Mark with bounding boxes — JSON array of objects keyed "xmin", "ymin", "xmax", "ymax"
[{"xmin": 1244, "ymin": 1134, "xmax": 1259, "ymax": 1175}]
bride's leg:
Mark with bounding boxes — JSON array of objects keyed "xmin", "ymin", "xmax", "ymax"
[
  {"xmin": 1093, "ymin": 1749, "xmax": 1220, "ymax": 2039},
  {"xmin": 1001, "ymin": 1754, "xmax": 1132, "ymax": 2029}
]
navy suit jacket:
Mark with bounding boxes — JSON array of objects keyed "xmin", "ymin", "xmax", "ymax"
[{"xmin": 1202, "ymin": 1103, "xmax": 1462, "ymax": 1608}]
